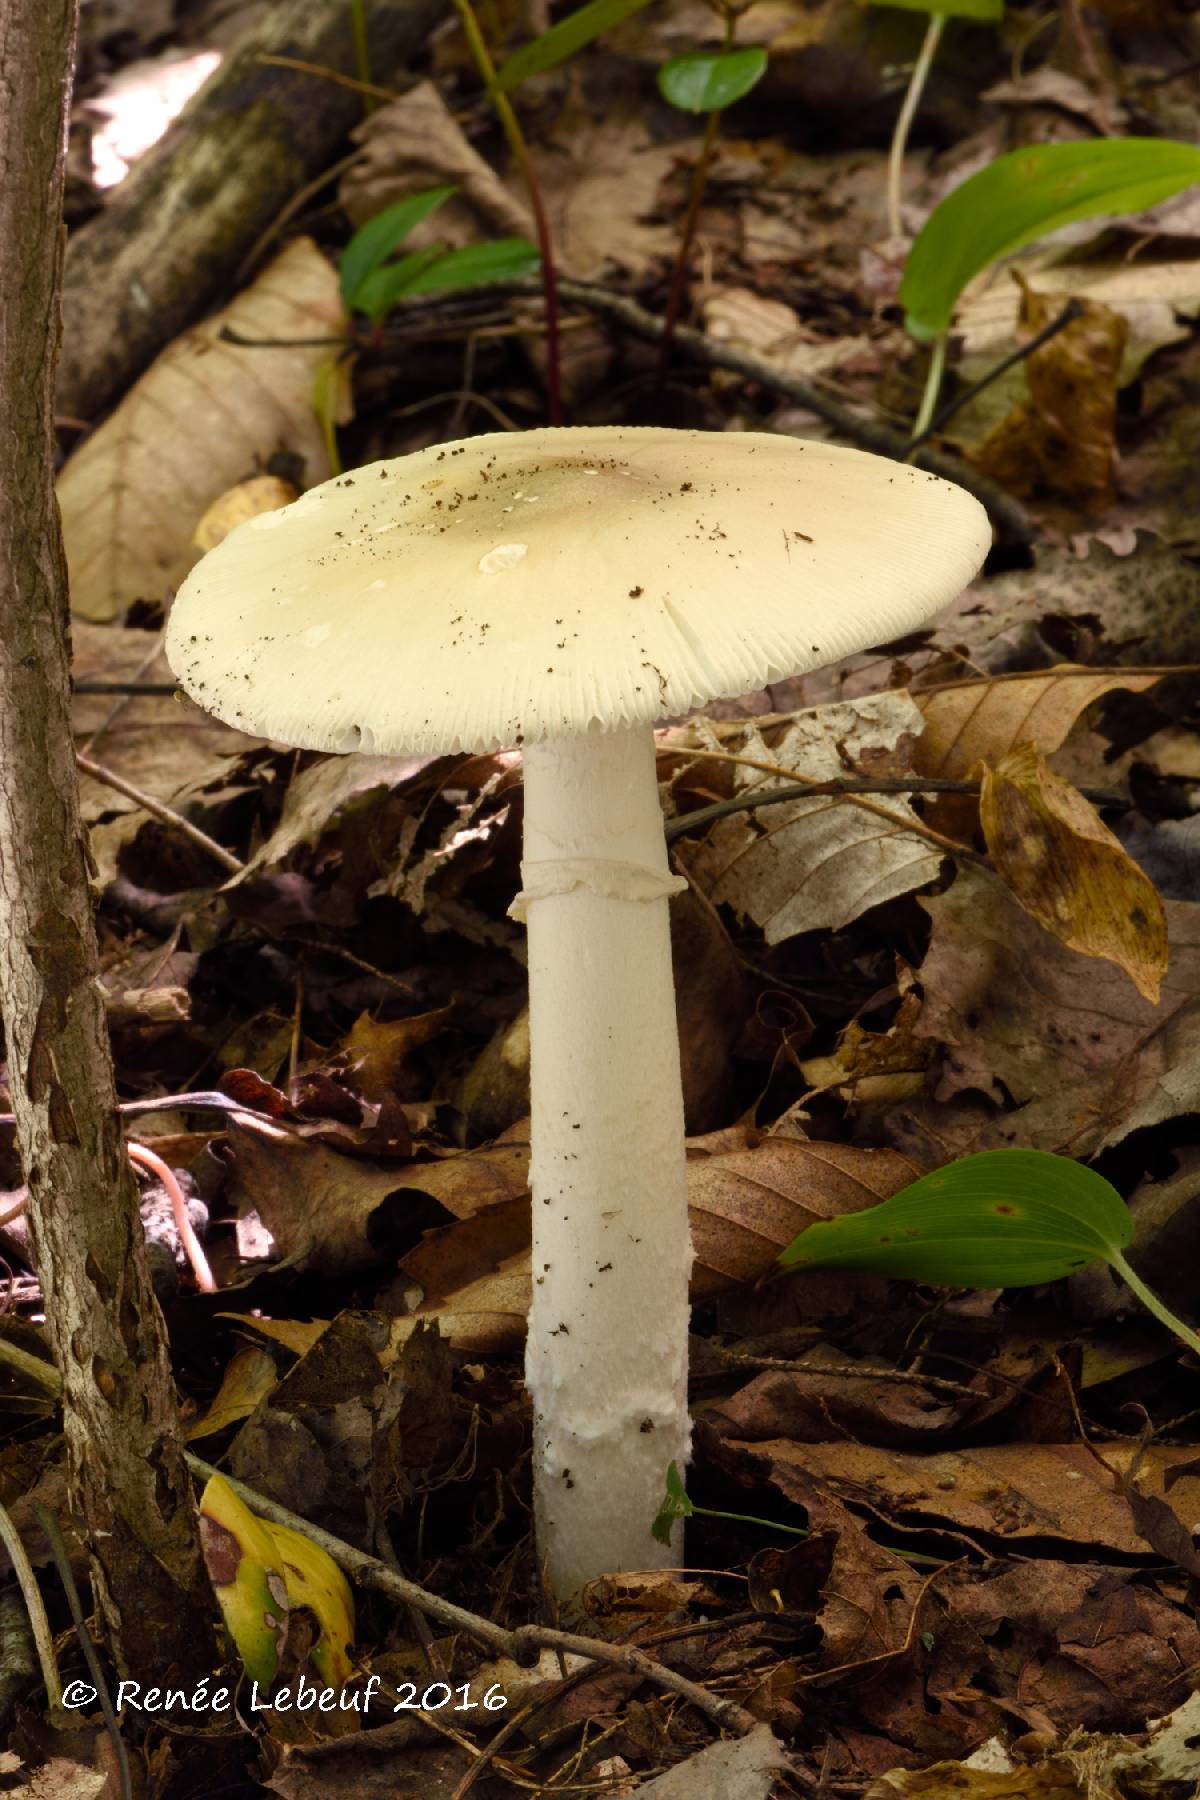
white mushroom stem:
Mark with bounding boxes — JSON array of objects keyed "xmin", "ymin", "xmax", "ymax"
[{"xmin": 517, "ymin": 725, "xmax": 692, "ymax": 1604}]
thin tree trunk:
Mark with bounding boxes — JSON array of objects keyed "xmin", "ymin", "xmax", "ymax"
[
  {"xmin": 0, "ymin": 0, "xmax": 216, "ymax": 1680},
  {"xmin": 56, "ymin": 0, "xmax": 449, "ymax": 424}
]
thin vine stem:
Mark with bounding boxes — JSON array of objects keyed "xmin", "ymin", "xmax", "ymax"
[
  {"xmin": 887, "ymin": 11, "xmax": 945, "ymax": 240},
  {"xmin": 1110, "ymin": 1251, "xmax": 1200, "ymax": 1359},
  {"xmin": 452, "ymin": 0, "xmax": 564, "ymax": 424}
]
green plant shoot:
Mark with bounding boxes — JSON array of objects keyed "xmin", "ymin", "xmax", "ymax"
[
  {"xmin": 777, "ymin": 1148, "xmax": 1200, "ymax": 1356},
  {"xmin": 339, "ymin": 188, "xmax": 539, "ymax": 326}
]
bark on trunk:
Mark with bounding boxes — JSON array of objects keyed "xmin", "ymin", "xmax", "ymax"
[
  {"xmin": 56, "ymin": 0, "xmax": 449, "ymax": 424},
  {"xmin": 0, "ymin": 0, "xmax": 217, "ymax": 1681}
]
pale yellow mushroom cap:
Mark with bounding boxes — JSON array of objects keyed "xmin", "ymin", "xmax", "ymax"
[{"xmin": 165, "ymin": 426, "xmax": 991, "ymax": 753}]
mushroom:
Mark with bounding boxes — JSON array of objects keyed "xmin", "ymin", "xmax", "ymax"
[{"xmin": 165, "ymin": 427, "xmax": 990, "ymax": 1605}]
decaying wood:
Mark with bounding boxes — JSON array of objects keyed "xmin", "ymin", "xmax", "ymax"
[
  {"xmin": 0, "ymin": 0, "xmax": 216, "ymax": 1679},
  {"xmin": 56, "ymin": 0, "xmax": 449, "ymax": 423}
]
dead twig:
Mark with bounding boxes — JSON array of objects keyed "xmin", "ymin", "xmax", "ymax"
[
  {"xmin": 664, "ymin": 772, "xmax": 1125, "ymax": 842},
  {"xmin": 74, "ymin": 751, "xmax": 244, "ymax": 877}
]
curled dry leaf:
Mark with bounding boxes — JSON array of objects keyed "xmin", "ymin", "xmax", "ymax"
[
  {"xmin": 340, "ymin": 80, "xmax": 533, "ymax": 244},
  {"xmin": 979, "ymin": 743, "xmax": 1168, "ymax": 1001},
  {"xmin": 60, "ymin": 237, "xmax": 346, "ymax": 621},
  {"xmin": 976, "ymin": 274, "xmax": 1128, "ymax": 510},
  {"xmin": 913, "ymin": 665, "xmax": 1162, "ymax": 836}
]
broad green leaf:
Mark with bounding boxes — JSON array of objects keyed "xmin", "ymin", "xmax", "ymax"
[
  {"xmin": 339, "ymin": 187, "xmax": 457, "ymax": 309},
  {"xmin": 900, "ymin": 139, "xmax": 1200, "ymax": 340},
  {"xmin": 657, "ymin": 47, "xmax": 768, "ymax": 114},
  {"xmin": 399, "ymin": 236, "xmax": 541, "ymax": 296},
  {"xmin": 777, "ymin": 1149, "xmax": 1132, "ymax": 1287},
  {"xmin": 495, "ymin": 0, "xmax": 655, "ymax": 92},
  {"xmin": 867, "ymin": 0, "xmax": 1003, "ymax": 17}
]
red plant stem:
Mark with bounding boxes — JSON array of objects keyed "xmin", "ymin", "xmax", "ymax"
[
  {"xmin": 657, "ymin": 108, "xmax": 722, "ymax": 384},
  {"xmin": 505, "ymin": 132, "xmax": 564, "ymax": 426},
  {"xmin": 126, "ymin": 1141, "xmax": 217, "ymax": 1293}
]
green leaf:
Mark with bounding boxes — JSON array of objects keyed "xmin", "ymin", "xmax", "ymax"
[
  {"xmin": 652, "ymin": 1460, "xmax": 693, "ymax": 1546},
  {"xmin": 777, "ymin": 1149, "xmax": 1132, "ymax": 1288},
  {"xmin": 352, "ymin": 245, "xmax": 450, "ymax": 322},
  {"xmin": 867, "ymin": 0, "xmax": 1003, "ymax": 18},
  {"xmin": 339, "ymin": 187, "xmax": 457, "ymax": 309},
  {"xmin": 495, "ymin": 0, "xmax": 656, "ymax": 92},
  {"xmin": 900, "ymin": 138, "xmax": 1200, "ymax": 340},
  {"xmin": 353, "ymin": 238, "xmax": 539, "ymax": 321},
  {"xmin": 399, "ymin": 236, "xmax": 541, "ymax": 295},
  {"xmin": 657, "ymin": 47, "xmax": 769, "ymax": 113}
]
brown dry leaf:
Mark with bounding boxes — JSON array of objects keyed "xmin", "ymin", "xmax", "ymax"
[
  {"xmin": 677, "ymin": 695, "xmax": 944, "ymax": 941},
  {"xmin": 185, "ymin": 1345, "xmax": 278, "ymax": 1440},
  {"xmin": 341, "ymin": 1005, "xmax": 457, "ymax": 1104},
  {"xmin": 980, "ymin": 743, "xmax": 1168, "ymax": 1001},
  {"xmin": 393, "ymin": 1259, "xmax": 533, "ymax": 1358},
  {"xmin": 223, "ymin": 1116, "xmax": 531, "ymax": 1272},
  {"xmin": 976, "ymin": 274, "xmax": 1128, "ymax": 509},
  {"xmin": 225, "ymin": 1112, "xmax": 917, "ymax": 1321},
  {"xmin": 227, "ymin": 1317, "xmax": 333, "ymax": 1359},
  {"xmin": 800, "ymin": 977, "xmax": 931, "ymax": 1101},
  {"xmin": 685, "ymin": 1127, "xmax": 920, "ymax": 1297},
  {"xmin": 915, "ymin": 666, "xmax": 1162, "ymax": 781},
  {"xmin": 536, "ymin": 101, "xmax": 678, "ymax": 279},
  {"xmin": 891, "ymin": 865, "xmax": 1200, "ymax": 1159},
  {"xmin": 702, "ymin": 286, "xmax": 872, "ymax": 380},
  {"xmin": 231, "ymin": 753, "xmax": 434, "ymax": 883},
  {"xmin": 952, "ymin": 253, "xmax": 1200, "ymax": 448},
  {"xmin": 60, "ymin": 237, "xmax": 346, "ymax": 621},
  {"xmin": 735, "ymin": 1437, "xmax": 1200, "ymax": 1560},
  {"xmin": 400, "ymin": 1123, "xmax": 919, "ymax": 1316},
  {"xmin": 913, "ymin": 665, "xmax": 1162, "ymax": 836},
  {"xmin": 339, "ymin": 80, "xmax": 533, "ymax": 243},
  {"xmin": 865, "ymin": 1754, "xmax": 1088, "ymax": 1800},
  {"xmin": 192, "ymin": 474, "xmax": 298, "ymax": 551},
  {"xmin": 866, "ymin": 1689, "xmax": 1200, "ymax": 1800}
]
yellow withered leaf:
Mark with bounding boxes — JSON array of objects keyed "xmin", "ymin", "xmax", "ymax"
[
  {"xmin": 979, "ymin": 743, "xmax": 1167, "ymax": 1002},
  {"xmin": 192, "ymin": 475, "xmax": 298, "ymax": 552}
]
